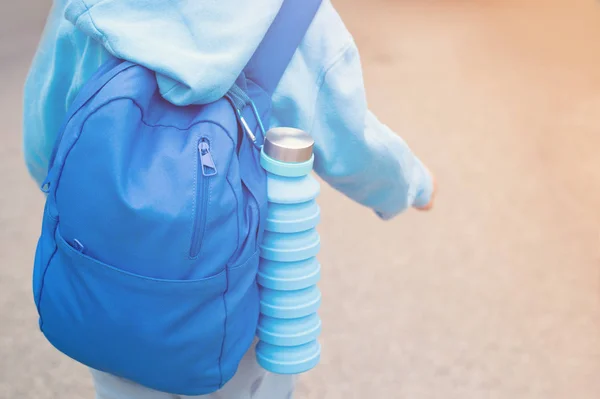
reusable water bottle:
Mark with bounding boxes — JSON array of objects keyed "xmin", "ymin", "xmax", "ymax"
[{"xmin": 255, "ymin": 127, "xmax": 322, "ymax": 374}]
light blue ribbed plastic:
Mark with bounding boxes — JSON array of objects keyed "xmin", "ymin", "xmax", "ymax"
[
  {"xmin": 266, "ymin": 201, "xmax": 320, "ymax": 233},
  {"xmin": 258, "ymin": 257, "xmax": 321, "ymax": 290},
  {"xmin": 256, "ymin": 149, "xmax": 322, "ymax": 375},
  {"xmin": 256, "ymin": 340, "xmax": 321, "ymax": 375},
  {"xmin": 260, "ymin": 230, "xmax": 320, "ymax": 262},
  {"xmin": 260, "ymin": 286, "xmax": 321, "ymax": 319},
  {"xmin": 257, "ymin": 314, "xmax": 322, "ymax": 346},
  {"xmin": 259, "ymin": 152, "xmax": 314, "ymax": 177}
]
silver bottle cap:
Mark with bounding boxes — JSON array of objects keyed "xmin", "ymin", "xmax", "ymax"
[{"xmin": 263, "ymin": 128, "xmax": 314, "ymax": 163}]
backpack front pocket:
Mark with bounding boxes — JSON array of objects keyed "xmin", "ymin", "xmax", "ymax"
[{"xmin": 38, "ymin": 227, "xmax": 228, "ymax": 395}]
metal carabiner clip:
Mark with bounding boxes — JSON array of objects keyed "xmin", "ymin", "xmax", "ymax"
[{"xmin": 237, "ymin": 99, "xmax": 266, "ymax": 150}]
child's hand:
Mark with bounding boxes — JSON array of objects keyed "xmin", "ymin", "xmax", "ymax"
[{"xmin": 415, "ymin": 173, "xmax": 437, "ymax": 211}]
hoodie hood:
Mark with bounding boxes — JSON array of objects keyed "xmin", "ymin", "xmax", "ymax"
[
  {"xmin": 23, "ymin": 0, "xmax": 284, "ymax": 183},
  {"xmin": 65, "ymin": 0, "xmax": 284, "ymax": 105}
]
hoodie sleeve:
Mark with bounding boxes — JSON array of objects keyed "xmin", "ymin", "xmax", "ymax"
[
  {"xmin": 65, "ymin": 0, "xmax": 283, "ymax": 106},
  {"xmin": 309, "ymin": 42, "xmax": 434, "ymax": 219}
]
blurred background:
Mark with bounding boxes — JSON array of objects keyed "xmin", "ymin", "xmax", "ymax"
[{"xmin": 1, "ymin": 0, "xmax": 599, "ymax": 398}]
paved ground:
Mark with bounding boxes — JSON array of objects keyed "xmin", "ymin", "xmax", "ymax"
[{"xmin": 1, "ymin": 0, "xmax": 599, "ymax": 398}]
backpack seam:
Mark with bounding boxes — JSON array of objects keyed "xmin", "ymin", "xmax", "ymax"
[
  {"xmin": 36, "ymin": 221, "xmax": 59, "ymax": 331},
  {"xmin": 218, "ymin": 268, "xmax": 229, "ymax": 388}
]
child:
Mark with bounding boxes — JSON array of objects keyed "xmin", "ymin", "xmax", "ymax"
[{"xmin": 23, "ymin": 0, "xmax": 436, "ymax": 398}]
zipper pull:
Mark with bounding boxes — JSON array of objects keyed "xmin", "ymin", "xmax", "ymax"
[{"xmin": 199, "ymin": 141, "xmax": 217, "ymax": 177}]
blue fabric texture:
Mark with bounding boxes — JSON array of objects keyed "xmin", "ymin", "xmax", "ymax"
[
  {"xmin": 32, "ymin": 1, "xmax": 321, "ymax": 395},
  {"xmin": 24, "ymin": 0, "xmax": 432, "ymax": 220}
]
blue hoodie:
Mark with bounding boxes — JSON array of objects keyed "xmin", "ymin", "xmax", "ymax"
[{"xmin": 23, "ymin": 0, "xmax": 433, "ymax": 219}]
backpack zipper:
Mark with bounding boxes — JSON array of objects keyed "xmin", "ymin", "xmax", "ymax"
[{"xmin": 190, "ymin": 138, "xmax": 217, "ymax": 258}]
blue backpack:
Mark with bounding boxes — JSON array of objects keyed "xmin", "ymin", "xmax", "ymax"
[{"xmin": 32, "ymin": 0, "xmax": 321, "ymax": 395}]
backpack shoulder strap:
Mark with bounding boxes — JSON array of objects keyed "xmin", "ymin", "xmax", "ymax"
[{"xmin": 243, "ymin": 0, "xmax": 323, "ymax": 94}]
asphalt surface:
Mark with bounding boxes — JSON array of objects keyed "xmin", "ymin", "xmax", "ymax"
[{"xmin": 1, "ymin": 1, "xmax": 599, "ymax": 398}]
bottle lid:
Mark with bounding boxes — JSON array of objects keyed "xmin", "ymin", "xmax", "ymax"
[{"xmin": 263, "ymin": 128, "xmax": 314, "ymax": 163}]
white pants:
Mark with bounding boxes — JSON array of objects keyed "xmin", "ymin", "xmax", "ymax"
[{"xmin": 91, "ymin": 345, "xmax": 296, "ymax": 399}]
